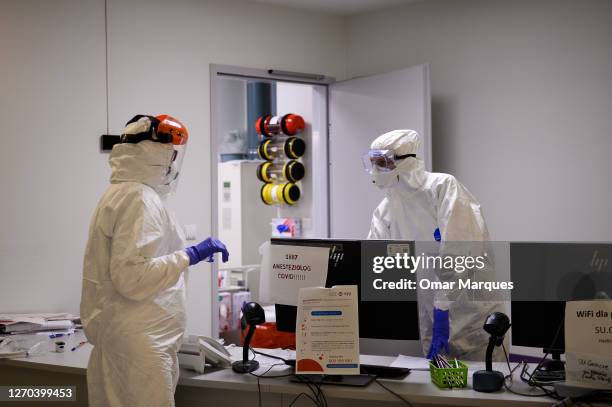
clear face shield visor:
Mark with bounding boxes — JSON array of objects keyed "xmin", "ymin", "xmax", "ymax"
[
  {"xmin": 164, "ymin": 144, "xmax": 186, "ymax": 191},
  {"xmin": 362, "ymin": 149, "xmax": 415, "ymax": 174}
]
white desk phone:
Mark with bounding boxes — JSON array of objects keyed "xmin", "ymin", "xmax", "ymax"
[{"xmin": 178, "ymin": 335, "xmax": 232, "ymax": 373}]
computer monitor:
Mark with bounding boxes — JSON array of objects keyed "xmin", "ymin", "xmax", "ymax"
[
  {"xmin": 511, "ymin": 301, "xmax": 566, "ymax": 355},
  {"xmin": 271, "ymin": 238, "xmax": 420, "ymax": 356},
  {"xmin": 510, "ymin": 242, "xmax": 612, "ymax": 369}
]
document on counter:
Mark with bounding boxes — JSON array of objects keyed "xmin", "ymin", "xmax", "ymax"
[
  {"xmin": 296, "ymin": 285, "xmax": 360, "ymax": 375},
  {"xmin": 565, "ymin": 300, "xmax": 612, "ymax": 389},
  {"xmin": 259, "ymin": 242, "xmax": 330, "ymax": 306},
  {"xmin": 390, "ymin": 354, "xmax": 430, "ymax": 371}
]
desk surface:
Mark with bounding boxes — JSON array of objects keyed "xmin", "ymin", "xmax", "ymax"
[{"xmin": 1, "ymin": 332, "xmax": 555, "ymax": 406}]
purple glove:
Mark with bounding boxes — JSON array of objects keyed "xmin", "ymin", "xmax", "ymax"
[
  {"xmin": 427, "ymin": 307, "xmax": 450, "ymax": 359},
  {"xmin": 185, "ymin": 237, "xmax": 229, "ymax": 266}
]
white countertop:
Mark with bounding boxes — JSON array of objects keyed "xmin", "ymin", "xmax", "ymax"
[{"xmin": 0, "ymin": 331, "xmax": 555, "ymax": 406}]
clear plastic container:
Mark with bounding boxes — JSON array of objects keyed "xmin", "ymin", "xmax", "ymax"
[
  {"xmin": 257, "ymin": 161, "xmax": 305, "ymax": 183},
  {"xmin": 258, "ymin": 137, "xmax": 306, "ymax": 161}
]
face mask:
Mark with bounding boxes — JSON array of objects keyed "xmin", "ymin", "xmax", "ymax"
[{"xmin": 371, "ymin": 168, "xmax": 399, "ymax": 189}]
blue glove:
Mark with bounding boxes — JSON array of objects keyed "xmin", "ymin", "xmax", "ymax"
[
  {"xmin": 185, "ymin": 237, "xmax": 229, "ymax": 266},
  {"xmin": 427, "ymin": 307, "xmax": 450, "ymax": 359}
]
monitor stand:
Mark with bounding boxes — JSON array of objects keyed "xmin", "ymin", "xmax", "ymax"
[
  {"xmin": 540, "ymin": 350, "xmax": 565, "ymax": 372},
  {"xmin": 533, "ymin": 350, "xmax": 565, "ymax": 382}
]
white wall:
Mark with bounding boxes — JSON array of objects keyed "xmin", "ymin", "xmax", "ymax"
[
  {"xmin": 0, "ymin": 0, "xmax": 347, "ymax": 336},
  {"xmin": 0, "ymin": 0, "xmax": 108, "ymax": 313},
  {"xmin": 347, "ymin": 0, "xmax": 612, "ymax": 241}
]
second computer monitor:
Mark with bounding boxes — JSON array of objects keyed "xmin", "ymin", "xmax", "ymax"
[{"xmin": 510, "ymin": 242, "xmax": 612, "ymax": 356}]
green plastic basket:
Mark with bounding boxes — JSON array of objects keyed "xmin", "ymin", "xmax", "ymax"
[{"xmin": 429, "ymin": 360, "xmax": 468, "ymax": 389}]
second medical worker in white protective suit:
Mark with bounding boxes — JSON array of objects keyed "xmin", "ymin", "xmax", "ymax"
[
  {"xmin": 81, "ymin": 115, "xmax": 229, "ymax": 407},
  {"xmin": 366, "ymin": 129, "xmax": 502, "ymax": 361}
]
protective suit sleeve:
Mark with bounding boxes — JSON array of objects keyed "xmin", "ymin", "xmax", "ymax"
[
  {"xmin": 436, "ymin": 176, "xmax": 488, "ymax": 242},
  {"xmin": 433, "ymin": 175, "xmax": 490, "ymax": 303},
  {"xmin": 368, "ymin": 200, "xmax": 391, "ymax": 239},
  {"xmin": 109, "ymin": 191, "xmax": 190, "ymax": 301}
]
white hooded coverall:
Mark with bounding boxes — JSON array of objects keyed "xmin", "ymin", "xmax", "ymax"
[
  {"xmin": 368, "ymin": 130, "xmax": 502, "ymax": 361},
  {"xmin": 81, "ymin": 140, "xmax": 190, "ymax": 407}
]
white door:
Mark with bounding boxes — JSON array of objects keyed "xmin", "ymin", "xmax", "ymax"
[{"xmin": 329, "ymin": 65, "xmax": 432, "ymax": 238}]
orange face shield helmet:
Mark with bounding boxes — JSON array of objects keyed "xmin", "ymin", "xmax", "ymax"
[
  {"xmin": 120, "ymin": 114, "xmax": 188, "ymax": 145},
  {"xmin": 156, "ymin": 114, "xmax": 189, "ymax": 145}
]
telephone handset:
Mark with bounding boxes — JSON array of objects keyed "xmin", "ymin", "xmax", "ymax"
[
  {"xmin": 199, "ymin": 336, "xmax": 232, "ymax": 365},
  {"xmin": 179, "ymin": 335, "xmax": 232, "ymax": 373}
]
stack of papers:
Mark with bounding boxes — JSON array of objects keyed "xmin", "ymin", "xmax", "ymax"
[
  {"xmin": 390, "ymin": 354, "xmax": 431, "ymax": 371},
  {"xmin": 0, "ymin": 313, "xmax": 77, "ymax": 334}
]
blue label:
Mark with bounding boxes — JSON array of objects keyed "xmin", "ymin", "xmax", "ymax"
[
  {"xmin": 311, "ymin": 311, "xmax": 342, "ymax": 316},
  {"xmin": 327, "ymin": 364, "xmax": 358, "ymax": 369},
  {"xmin": 433, "ymin": 228, "xmax": 441, "ymax": 242}
]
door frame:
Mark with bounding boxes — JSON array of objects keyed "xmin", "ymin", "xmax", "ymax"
[{"xmin": 209, "ymin": 64, "xmax": 334, "ymax": 337}]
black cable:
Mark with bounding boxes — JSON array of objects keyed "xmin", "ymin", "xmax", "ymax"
[
  {"xmin": 503, "ymin": 375, "xmax": 553, "ymax": 398},
  {"xmin": 526, "ymin": 318, "xmax": 565, "ymax": 385},
  {"xmin": 501, "ymin": 343, "xmax": 513, "ymax": 375},
  {"xmin": 520, "ymin": 365, "xmax": 563, "ymax": 398},
  {"xmin": 502, "ymin": 343, "xmax": 559, "ymax": 399},
  {"xmin": 248, "ymin": 362, "xmax": 294, "ymax": 407},
  {"xmin": 314, "ymin": 380, "xmax": 328, "ymax": 407},
  {"xmin": 375, "ymin": 379, "xmax": 415, "ymax": 407},
  {"xmin": 257, "ymin": 374, "xmax": 262, "ymax": 407},
  {"xmin": 313, "ymin": 380, "xmax": 327, "ymax": 407},
  {"xmin": 511, "ymin": 364, "xmax": 562, "ymax": 400},
  {"xmin": 292, "ymin": 375, "xmax": 327, "ymax": 407},
  {"xmin": 305, "ymin": 380, "xmax": 324, "ymax": 407},
  {"xmin": 248, "ymin": 362, "xmax": 294, "ymax": 379},
  {"xmin": 251, "ymin": 347, "xmax": 291, "ymax": 364},
  {"xmin": 512, "ymin": 317, "xmax": 567, "ymax": 402},
  {"xmin": 288, "ymin": 392, "xmax": 318, "ymax": 407}
]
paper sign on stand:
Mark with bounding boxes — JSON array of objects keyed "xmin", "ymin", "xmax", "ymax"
[
  {"xmin": 565, "ymin": 300, "xmax": 612, "ymax": 389},
  {"xmin": 259, "ymin": 242, "xmax": 330, "ymax": 306},
  {"xmin": 296, "ymin": 285, "xmax": 360, "ymax": 375}
]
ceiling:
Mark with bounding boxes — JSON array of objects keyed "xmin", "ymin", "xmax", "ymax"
[{"xmin": 245, "ymin": 0, "xmax": 421, "ymax": 16}]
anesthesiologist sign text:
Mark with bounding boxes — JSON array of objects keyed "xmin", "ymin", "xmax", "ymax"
[{"xmin": 259, "ymin": 243, "xmax": 330, "ymax": 306}]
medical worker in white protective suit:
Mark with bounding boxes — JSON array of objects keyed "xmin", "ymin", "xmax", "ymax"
[
  {"xmin": 81, "ymin": 115, "xmax": 229, "ymax": 407},
  {"xmin": 366, "ymin": 129, "xmax": 503, "ymax": 361}
]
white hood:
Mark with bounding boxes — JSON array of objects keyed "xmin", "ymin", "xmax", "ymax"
[
  {"xmin": 109, "ymin": 140, "xmax": 177, "ymax": 197},
  {"xmin": 395, "ymin": 156, "xmax": 428, "ymax": 191}
]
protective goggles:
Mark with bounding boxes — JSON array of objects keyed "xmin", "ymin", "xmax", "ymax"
[{"xmin": 362, "ymin": 149, "xmax": 415, "ymax": 173}]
